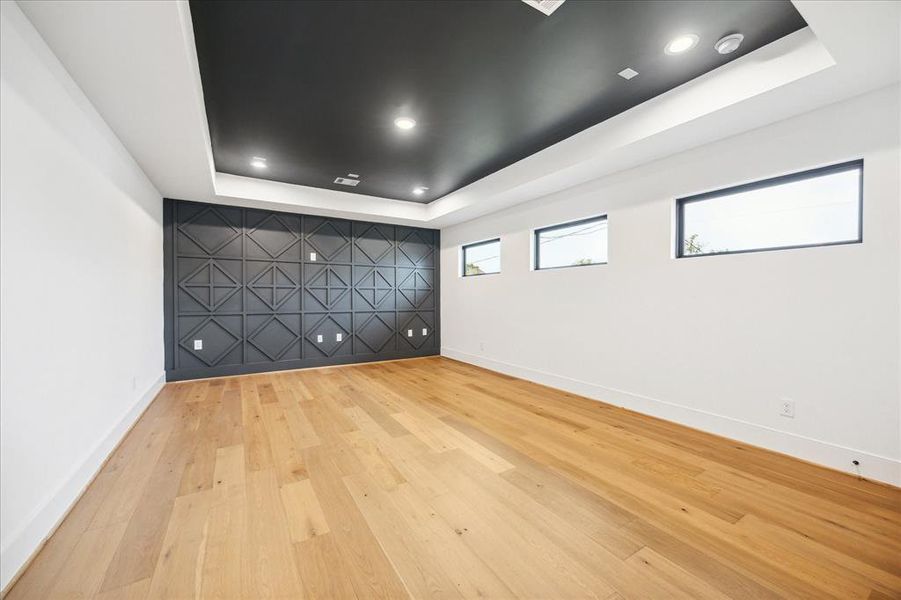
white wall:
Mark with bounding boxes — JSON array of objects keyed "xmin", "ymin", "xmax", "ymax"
[
  {"xmin": 0, "ymin": 2, "xmax": 165, "ymax": 589},
  {"xmin": 441, "ymin": 85, "xmax": 901, "ymax": 486}
]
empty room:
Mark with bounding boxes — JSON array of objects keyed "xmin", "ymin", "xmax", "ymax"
[{"xmin": 1, "ymin": 0, "xmax": 900, "ymax": 598}]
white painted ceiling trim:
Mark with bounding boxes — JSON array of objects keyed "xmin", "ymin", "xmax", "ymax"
[{"xmin": 16, "ymin": 0, "xmax": 900, "ymax": 228}]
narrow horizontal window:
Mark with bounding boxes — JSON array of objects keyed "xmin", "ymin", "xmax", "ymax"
[
  {"xmin": 462, "ymin": 238, "xmax": 500, "ymax": 276},
  {"xmin": 677, "ymin": 160, "xmax": 863, "ymax": 258},
  {"xmin": 535, "ymin": 216, "xmax": 608, "ymax": 270}
]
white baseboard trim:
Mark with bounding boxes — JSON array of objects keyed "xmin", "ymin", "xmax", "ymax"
[
  {"xmin": 0, "ymin": 373, "xmax": 167, "ymax": 592},
  {"xmin": 441, "ymin": 348, "xmax": 901, "ymax": 487}
]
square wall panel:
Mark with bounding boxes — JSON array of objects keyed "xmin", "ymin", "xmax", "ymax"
[
  {"xmin": 396, "ymin": 268, "xmax": 434, "ymax": 311},
  {"xmin": 304, "ymin": 216, "xmax": 352, "ymax": 263},
  {"xmin": 396, "ymin": 227, "xmax": 435, "ymax": 268},
  {"xmin": 176, "ymin": 203, "xmax": 243, "ymax": 257},
  {"xmin": 353, "ymin": 222, "xmax": 395, "ymax": 265},
  {"xmin": 353, "ymin": 266, "xmax": 395, "ymax": 311},
  {"xmin": 354, "ymin": 312, "xmax": 396, "ymax": 355},
  {"xmin": 304, "ymin": 312, "xmax": 352, "ymax": 358},
  {"xmin": 245, "ymin": 209, "xmax": 302, "ymax": 261},
  {"xmin": 246, "ymin": 261, "xmax": 302, "ymax": 313},
  {"xmin": 246, "ymin": 313, "xmax": 302, "ymax": 363},
  {"xmin": 396, "ymin": 311, "xmax": 436, "ymax": 353},
  {"xmin": 303, "ymin": 264, "xmax": 352, "ymax": 311},
  {"xmin": 176, "ymin": 257, "xmax": 243, "ymax": 313}
]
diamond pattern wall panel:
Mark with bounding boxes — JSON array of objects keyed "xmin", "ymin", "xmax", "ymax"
[
  {"xmin": 164, "ymin": 199, "xmax": 439, "ymax": 380},
  {"xmin": 245, "ymin": 210, "xmax": 302, "ymax": 261},
  {"xmin": 354, "ymin": 312, "xmax": 395, "ymax": 355},
  {"xmin": 396, "ymin": 268, "xmax": 434, "ymax": 311},
  {"xmin": 397, "ymin": 311, "xmax": 437, "ymax": 354},
  {"xmin": 396, "ymin": 226, "xmax": 435, "ymax": 268},
  {"xmin": 304, "ymin": 216, "xmax": 352, "ymax": 263}
]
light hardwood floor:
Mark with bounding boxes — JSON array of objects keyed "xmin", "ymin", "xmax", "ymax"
[{"xmin": 5, "ymin": 357, "xmax": 900, "ymax": 599}]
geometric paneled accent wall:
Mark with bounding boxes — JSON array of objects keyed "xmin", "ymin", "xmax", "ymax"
[{"xmin": 163, "ymin": 199, "xmax": 439, "ymax": 381}]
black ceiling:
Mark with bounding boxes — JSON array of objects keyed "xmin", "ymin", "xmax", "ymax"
[{"xmin": 190, "ymin": 0, "xmax": 806, "ymax": 203}]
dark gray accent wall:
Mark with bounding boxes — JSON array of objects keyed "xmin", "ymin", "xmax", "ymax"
[{"xmin": 163, "ymin": 199, "xmax": 439, "ymax": 381}]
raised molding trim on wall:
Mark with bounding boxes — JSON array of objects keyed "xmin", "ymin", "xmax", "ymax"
[
  {"xmin": 164, "ymin": 199, "xmax": 441, "ymax": 381},
  {"xmin": 441, "ymin": 347, "xmax": 901, "ymax": 487},
  {"xmin": 0, "ymin": 375, "xmax": 166, "ymax": 593}
]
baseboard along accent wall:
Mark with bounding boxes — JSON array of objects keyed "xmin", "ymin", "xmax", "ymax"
[{"xmin": 164, "ymin": 199, "xmax": 440, "ymax": 380}]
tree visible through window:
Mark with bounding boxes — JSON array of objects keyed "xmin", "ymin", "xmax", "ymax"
[
  {"xmin": 677, "ymin": 160, "xmax": 863, "ymax": 257},
  {"xmin": 535, "ymin": 216, "xmax": 607, "ymax": 270},
  {"xmin": 462, "ymin": 239, "xmax": 500, "ymax": 276}
]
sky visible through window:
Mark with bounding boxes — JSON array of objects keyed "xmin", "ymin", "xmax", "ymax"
[
  {"xmin": 464, "ymin": 240, "xmax": 500, "ymax": 275},
  {"xmin": 538, "ymin": 219, "xmax": 608, "ymax": 269},
  {"xmin": 682, "ymin": 168, "xmax": 861, "ymax": 255}
]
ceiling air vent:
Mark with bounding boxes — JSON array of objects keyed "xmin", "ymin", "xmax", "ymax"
[
  {"xmin": 522, "ymin": 0, "xmax": 566, "ymax": 16},
  {"xmin": 334, "ymin": 177, "xmax": 360, "ymax": 187}
]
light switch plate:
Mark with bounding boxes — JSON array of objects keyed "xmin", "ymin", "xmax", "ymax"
[
  {"xmin": 316, "ymin": 334, "xmax": 323, "ymax": 343},
  {"xmin": 336, "ymin": 333, "xmax": 343, "ymax": 342},
  {"xmin": 193, "ymin": 339, "xmax": 203, "ymax": 350},
  {"xmin": 310, "ymin": 252, "xmax": 317, "ymax": 261}
]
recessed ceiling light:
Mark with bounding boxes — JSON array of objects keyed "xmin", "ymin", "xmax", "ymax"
[
  {"xmin": 665, "ymin": 34, "xmax": 699, "ymax": 55},
  {"xmin": 413, "ymin": 186, "xmax": 429, "ymax": 196},
  {"xmin": 714, "ymin": 33, "xmax": 744, "ymax": 55},
  {"xmin": 250, "ymin": 156, "xmax": 267, "ymax": 169},
  {"xmin": 394, "ymin": 117, "xmax": 417, "ymax": 130},
  {"xmin": 617, "ymin": 67, "xmax": 639, "ymax": 80}
]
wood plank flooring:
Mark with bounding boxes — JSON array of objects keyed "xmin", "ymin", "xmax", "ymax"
[{"xmin": 5, "ymin": 357, "xmax": 900, "ymax": 599}]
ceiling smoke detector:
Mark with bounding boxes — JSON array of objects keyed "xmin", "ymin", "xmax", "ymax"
[
  {"xmin": 714, "ymin": 33, "xmax": 744, "ymax": 55},
  {"xmin": 334, "ymin": 177, "xmax": 360, "ymax": 187},
  {"xmin": 521, "ymin": 0, "xmax": 566, "ymax": 16}
]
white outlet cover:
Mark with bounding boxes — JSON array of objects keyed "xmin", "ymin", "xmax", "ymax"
[
  {"xmin": 422, "ymin": 328, "xmax": 428, "ymax": 335},
  {"xmin": 193, "ymin": 339, "xmax": 203, "ymax": 350},
  {"xmin": 407, "ymin": 329, "xmax": 413, "ymax": 337},
  {"xmin": 336, "ymin": 333, "xmax": 342, "ymax": 342},
  {"xmin": 779, "ymin": 398, "xmax": 795, "ymax": 418},
  {"xmin": 316, "ymin": 334, "xmax": 323, "ymax": 343},
  {"xmin": 310, "ymin": 252, "xmax": 317, "ymax": 261}
]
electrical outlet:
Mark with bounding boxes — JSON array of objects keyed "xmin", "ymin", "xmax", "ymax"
[
  {"xmin": 194, "ymin": 339, "xmax": 203, "ymax": 350},
  {"xmin": 407, "ymin": 329, "xmax": 413, "ymax": 337},
  {"xmin": 316, "ymin": 334, "xmax": 323, "ymax": 343},
  {"xmin": 779, "ymin": 398, "xmax": 795, "ymax": 418},
  {"xmin": 309, "ymin": 252, "xmax": 317, "ymax": 261},
  {"xmin": 422, "ymin": 328, "xmax": 428, "ymax": 336},
  {"xmin": 336, "ymin": 333, "xmax": 342, "ymax": 342}
]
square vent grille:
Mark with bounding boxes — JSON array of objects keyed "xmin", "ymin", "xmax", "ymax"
[{"xmin": 522, "ymin": 0, "xmax": 566, "ymax": 16}]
